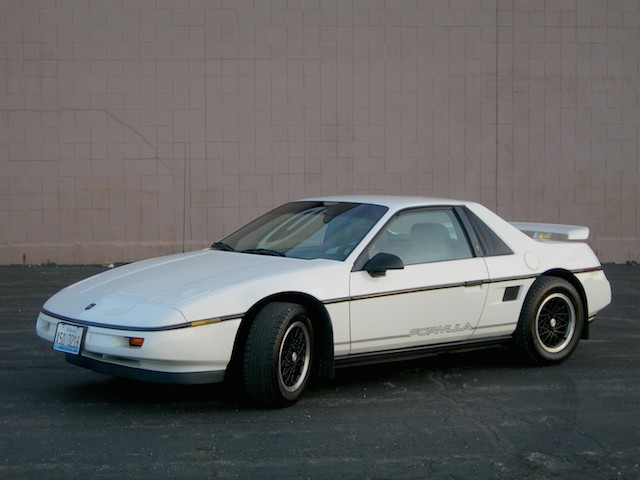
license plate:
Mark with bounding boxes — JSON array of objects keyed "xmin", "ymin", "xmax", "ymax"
[{"xmin": 53, "ymin": 323, "xmax": 85, "ymax": 355}]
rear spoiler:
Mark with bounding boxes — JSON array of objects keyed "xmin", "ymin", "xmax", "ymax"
[{"xmin": 511, "ymin": 222, "xmax": 589, "ymax": 241}]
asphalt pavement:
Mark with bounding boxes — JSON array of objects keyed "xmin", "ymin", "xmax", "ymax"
[{"xmin": 0, "ymin": 263, "xmax": 638, "ymax": 479}]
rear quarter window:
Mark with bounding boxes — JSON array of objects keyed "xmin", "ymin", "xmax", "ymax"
[{"xmin": 462, "ymin": 207, "xmax": 513, "ymax": 257}]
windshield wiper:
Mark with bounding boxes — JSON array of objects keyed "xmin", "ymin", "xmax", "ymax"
[
  {"xmin": 212, "ymin": 242, "xmax": 285, "ymax": 257},
  {"xmin": 241, "ymin": 248, "xmax": 286, "ymax": 257},
  {"xmin": 211, "ymin": 242, "xmax": 235, "ymax": 252}
]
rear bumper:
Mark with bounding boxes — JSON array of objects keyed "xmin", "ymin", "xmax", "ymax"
[{"xmin": 576, "ymin": 269, "xmax": 612, "ymax": 318}]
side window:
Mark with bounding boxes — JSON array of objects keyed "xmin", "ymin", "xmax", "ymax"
[{"xmin": 367, "ymin": 209, "xmax": 473, "ymax": 265}]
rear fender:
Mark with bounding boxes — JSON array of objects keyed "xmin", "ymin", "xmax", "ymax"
[{"xmin": 539, "ymin": 269, "xmax": 590, "ymax": 340}]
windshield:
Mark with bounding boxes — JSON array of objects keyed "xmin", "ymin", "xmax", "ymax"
[{"xmin": 213, "ymin": 201, "xmax": 388, "ymax": 261}]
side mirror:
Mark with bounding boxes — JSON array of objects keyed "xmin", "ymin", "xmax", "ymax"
[{"xmin": 364, "ymin": 253, "xmax": 404, "ymax": 277}]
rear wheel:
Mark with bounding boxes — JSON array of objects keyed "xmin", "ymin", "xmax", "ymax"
[
  {"xmin": 514, "ymin": 277, "xmax": 584, "ymax": 365},
  {"xmin": 242, "ymin": 302, "xmax": 314, "ymax": 407}
]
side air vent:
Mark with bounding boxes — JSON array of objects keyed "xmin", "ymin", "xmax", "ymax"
[{"xmin": 503, "ymin": 286, "xmax": 521, "ymax": 302}]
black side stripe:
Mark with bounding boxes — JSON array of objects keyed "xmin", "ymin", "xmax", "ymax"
[{"xmin": 328, "ymin": 267, "xmax": 601, "ymax": 304}]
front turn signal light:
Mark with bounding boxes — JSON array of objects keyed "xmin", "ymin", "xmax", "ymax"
[{"xmin": 128, "ymin": 337, "xmax": 145, "ymax": 347}]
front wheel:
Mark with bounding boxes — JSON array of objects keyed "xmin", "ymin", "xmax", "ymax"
[
  {"xmin": 513, "ymin": 277, "xmax": 584, "ymax": 365},
  {"xmin": 242, "ymin": 302, "xmax": 314, "ymax": 408}
]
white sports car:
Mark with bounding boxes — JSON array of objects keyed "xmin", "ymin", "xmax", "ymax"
[{"xmin": 36, "ymin": 196, "xmax": 611, "ymax": 407}]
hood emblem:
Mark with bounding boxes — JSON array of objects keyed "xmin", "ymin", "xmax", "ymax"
[{"xmin": 85, "ymin": 303, "xmax": 96, "ymax": 310}]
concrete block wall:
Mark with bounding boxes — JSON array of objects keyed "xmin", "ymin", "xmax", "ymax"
[{"xmin": 0, "ymin": 0, "xmax": 638, "ymax": 264}]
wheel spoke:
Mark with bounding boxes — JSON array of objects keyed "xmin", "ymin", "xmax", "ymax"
[
  {"xmin": 535, "ymin": 292, "xmax": 576, "ymax": 353},
  {"xmin": 279, "ymin": 320, "xmax": 310, "ymax": 390}
]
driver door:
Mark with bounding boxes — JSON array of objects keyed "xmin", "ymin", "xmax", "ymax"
[{"xmin": 349, "ymin": 207, "xmax": 489, "ymax": 355}]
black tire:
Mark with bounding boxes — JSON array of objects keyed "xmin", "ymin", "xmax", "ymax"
[
  {"xmin": 242, "ymin": 302, "xmax": 314, "ymax": 408},
  {"xmin": 513, "ymin": 276, "xmax": 584, "ymax": 365}
]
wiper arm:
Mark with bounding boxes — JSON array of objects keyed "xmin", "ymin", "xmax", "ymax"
[
  {"xmin": 212, "ymin": 243, "xmax": 285, "ymax": 257},
  {"xmin": 241, "ymin": 248, "xmax": 286, "ymax": 257},
  {"xmin": 211, "ymin": 242, "xmax": 235, "ymax": 252}
]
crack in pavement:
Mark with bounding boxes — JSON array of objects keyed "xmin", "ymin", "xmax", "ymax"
[{"xmin": 428, "ymin": 369, "xmax": 542, "ymax": 477}]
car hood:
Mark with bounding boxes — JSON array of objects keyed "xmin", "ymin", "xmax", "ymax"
[{"xmin": 43, "ymin": 250, "xmax": 346, "ymax": 328}]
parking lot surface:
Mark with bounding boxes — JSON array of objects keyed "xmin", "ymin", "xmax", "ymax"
[{"xmin": 1, "ymin": 264, "xmax": 639, "ymax": 479}]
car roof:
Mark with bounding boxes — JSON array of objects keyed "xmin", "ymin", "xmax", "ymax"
[{"xmin": 299, "ymin": 195, "xmax": 474, "ymax": 210}]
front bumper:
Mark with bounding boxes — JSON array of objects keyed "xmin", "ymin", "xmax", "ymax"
[
  {"xmin": 65, "ymin": 354, "xmax": 226, "ymax": 384},
  {"xmin": 36, "ymin": 311, "xmax": 242, "ymax": 384}
]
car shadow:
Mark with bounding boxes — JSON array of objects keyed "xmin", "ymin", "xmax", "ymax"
[
  {"xmin": 56, "ymin": 376, "xmax": 239, "ymax": 410},
  {"xmin": 55, "ymin": 345, "xmax": 520, "ymax": 410},
  {"xmin": 323, "ymin": 345, "xmax": 519, "ymax": 387}
]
